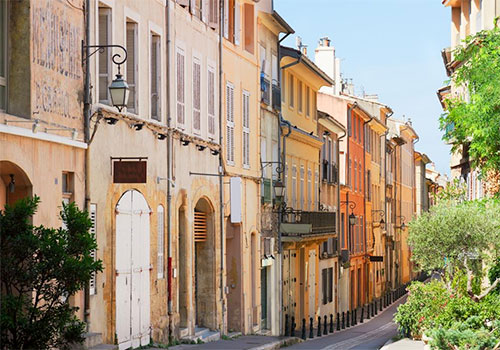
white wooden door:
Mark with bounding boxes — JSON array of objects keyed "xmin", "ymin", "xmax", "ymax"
[{"xmin": 116, "ymin": 190, "xmax": 151, "ymax": 350}]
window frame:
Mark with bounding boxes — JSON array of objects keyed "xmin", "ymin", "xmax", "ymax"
[
  {"xmin": 150, "ymin": 33, "xmax": 161, "ymax": 121},
  {"xmin": 125, "ymin": 20, "xmax": 138, "ymax": 114}
]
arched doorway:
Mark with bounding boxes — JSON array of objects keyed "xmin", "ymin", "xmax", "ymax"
[
  {"xmin": 115, "ymin": 190, "xmax": 151, "ymax": 350},
  {"xmin": 193, "ymin": 197, "xmax": 215, "ymax": 329},
  {"xmin": 0, "ymin": 161, "xmax": 32, "ymax": 210}
]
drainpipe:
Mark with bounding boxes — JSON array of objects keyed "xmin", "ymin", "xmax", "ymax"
[
  {"xmin": 336, "ymin": 129, "xmax": 346, "ymax": 311},
  {"xmin": 218, "ymin": 0, "xmax": 226, "ymax": 334},
  {"xmin": 165, "ymin": 0, "xmax": 173, "ymax": 340},
  {"xmin": 83, "ymin": 0, "xmax": 91, "ymax": 331}
]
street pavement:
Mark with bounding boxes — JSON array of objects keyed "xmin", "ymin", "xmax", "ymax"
[
  {"xmin": 159, "ymin": 294, "xmax": 410, "ymax": 350},
  {"xmin": 286, "ymin": 295, "xmax": 407, "ymax": 350}
]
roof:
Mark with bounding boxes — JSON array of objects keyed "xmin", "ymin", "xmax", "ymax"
[
  {"xmin": 258, "ymin": 10, "xmax": 294, "ymax": 35},
  {"xmin": 317, "ymin": 110, "xmax": 346, "ymax": 135},
  {"xmin": 280, "ymin": 45, "xmax": 334, "ymax": 86}
]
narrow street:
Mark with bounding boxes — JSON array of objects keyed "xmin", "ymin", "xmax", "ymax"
[{"xmin": 285, "ymin": 295, "xmax": 405, "ymax": 350}]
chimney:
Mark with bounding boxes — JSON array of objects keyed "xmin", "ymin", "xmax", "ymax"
[
  {"xmin": 301, "ymin": 45, "xmax": 308, "ymax": 55},
  {"xmin": 296, "ymin": 36, "xmax": 302, "ymax": 50},
  {"xmin": 319, "ymin": 36, "xmax": 330, "ymax": 47},
  {"xmin": 315, "ymin": 36, "xmax": 341, "ymax": 95}
]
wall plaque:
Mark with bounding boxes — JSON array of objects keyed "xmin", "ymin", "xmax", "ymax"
[
  {"xmin": 113, "ymin": 161, "xmax": 147, "ymax": 183},
  {"xmin": 369, "ymin": 256, "xmax": 384, "ymax": 262}
]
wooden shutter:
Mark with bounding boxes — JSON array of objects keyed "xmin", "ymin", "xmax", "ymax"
[
  {"xmin": 194, "ymin": 210, "xmax": 208, "ymax": 242},
  {"xmin": 209, "ymin": 0, "xmax": 218, "ymax": 29},
  {"xmin": 98, "ymin": 9, "xmax": 110, "ymax": 103},
  {"xmin": 157, "ymin": 206, "xmax": 165, "ymax": 278},
  {"xmin": 176, "ymin": 49, "xmax": 185, "ymax": 125},
  {"xmin": 322, "ymin": 268, "xmax": 328, "ymax": 305},
  {"xmin": 242, "ymin": 91, "xmax": 250, "ymax": 167},
  {"xmin": 89, "ymin": 204, "xmax": 97, "ymax": 295},
  {"xmin": 208, "ymin": 68, "xmax": 216, "ymax": 136},
  {"xmin": 126, "ymin": 22, "xmax": 137, "ymax": 112},
  {"xmin": 223, "ymin": 0, "xmax": 229, "ymax": 39},
  {"xmin": 177, "ymin": 0, "xmax": 189, "ymax": 6},
  {"xmin": 193, "ymin": 59, "xmax": 201, "ymax": 132},
  {"xmin": 151, "ymin": 35, "xmax": 161, "ymax": 121},
  {"xmin": 226, "ymin": 83, "xmax": 234, "ymax": 164},
  {"xmin": 234, "ymin": 0, "xmax": 240, "ymax": 45}
]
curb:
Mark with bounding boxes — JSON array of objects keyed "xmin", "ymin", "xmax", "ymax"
[
  {"xmin": 380, "ymin": 338, "xmax": 395, "ymax": 350},
  {"xmin": 249, "ymin": 337, "xmax": 302, "ymax": 350}
]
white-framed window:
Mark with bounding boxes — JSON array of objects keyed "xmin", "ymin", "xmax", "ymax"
[
  {"xmin": 314, "ymin": 170, "xmax": 319, "ymax": 211},
  {"xmin": 208, "ymin": 0, "xmax": 218, "ymax": 29},
  {"xmin": 89, "ymin": 204, "xmax": 97, "ymax": 295},
  {"xmin": 291, "ymin": 164, "xmax": 297, "ymax": 208},
  {"xmin": 192, "ymin": 57, "xmax": 201, "ymax": 133},
  {"xmin": 151, "ymin": 34, "xmax": 161, "ymax": 121},
  {"xmin": 126, "ymin": 21, "xmax": 138, "ymax": 113},
  {"xmin": 298, "ymin": 80, "xmax": 303, "ymax": 113},
  {"xmin": 98, "ymin": 7, "xmax": 112, "ymax": 104},
  {"xmin": 289, "ymin": 73, "xmax": 294, "ymax": 108},
  {"xmin": 242, "ymin": 90, "xmax": 250, "ymax": 168},
  {"xmin": 307, "ymin": 168, "xmax": 312, "ymax": 210},
  {"xmin": 0, "ymin": 0, "xmax": 5, "ymax": 112},
  {"xmin": 176, "ymin": 47, "xmax": 186, "ymax": 126},
  {"xmin": 226, "ymin": 82, "xmax": 235, "ymax": 164},
  {"xmin": 300, "ymin": 165, "xmax": 304, "ymax": 210},
  {"xmin": 271, "ymin": 54, "xmax": 278, "ymax": 85},
  {"xmin": 207, "ymin": 66, "xmax": 216, "ymax": 137},
  {"xmin": 306, "ymin": 86, "xmax": 310, "ymax": 117},
  {"xmin": 157, "ymin": 205, "xmax": 165, "ymax": 279}
]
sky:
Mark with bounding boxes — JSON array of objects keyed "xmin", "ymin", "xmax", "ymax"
[{"xmin": 274, "ymin": 0, "xmax": 452, "ymax": 176}]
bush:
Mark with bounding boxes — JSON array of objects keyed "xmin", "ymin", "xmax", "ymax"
[{"xmin": 0, "ymin": 196, "xmax": 102, "ymax": 350}]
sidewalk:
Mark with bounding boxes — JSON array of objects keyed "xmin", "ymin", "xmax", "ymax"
[
  {"xmin": 151, "ymin": 335, "xmax": 301, "ymax": 350},
  {"xmin": 381, "ymin": 338, "xmax": 425, "ymax": 350}
]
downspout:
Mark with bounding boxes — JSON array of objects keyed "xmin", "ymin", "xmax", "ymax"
[
  {"xmin": 165, "ymin": 0, "xmax": 173, "ymax": 340},
  {"xmin": 218, "ymin": 0, "xmax": 226, "ymax": 334},
  {"xmin": 83, "ymin": 0, "xmax": 91, "ymax": 330},
  {"xmin": 382, "ymin": 109, "xmax": 392, "ymax": 292},
  {"xmin": 336, "ymin": 129, "xmax": 346, "ymax": 312},
  {"xmin": 346, "ymin": 102, "xmax": 357, "ymax": 253}
]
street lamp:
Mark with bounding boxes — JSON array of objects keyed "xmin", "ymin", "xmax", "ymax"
[
  {"xmin": 349, "ymin": 212, "xmax": 357, "ymax": 226},
  {"xmin": 82, "ymin": 43, "xmax": 129, "ymax": 113},
  {"xmin": 396, "ymin": 216, "xmax": 406, "ymax": 230},
  {"xmin": 273, "ymin": 179, "xmax": 286, "ymax": 204},
  {"xmin": 372, "ymin": 209, "xmax": 385, "ymax": 229}
]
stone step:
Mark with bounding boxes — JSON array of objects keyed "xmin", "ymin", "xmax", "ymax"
[
  {"xmin": 179, "ymin": 327, "xmax": 189, "ymax": 338},
  {"xmin": 84, "ymin": 333, "xmax": 103, "ymax": 349},
  {"xmin": 88, "ymin": 344, "xmax": 118, "ymax": 350}
]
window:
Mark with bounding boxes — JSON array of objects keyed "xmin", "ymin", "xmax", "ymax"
[
  {"xmin": 359, "ymin": 164, "xmax": 362, "ymax": 193},
  {"xmin": 292, "ymin": 165, "xmax": 297, "ymax": 208},
  {"xmin": 289, "ymin": 73, "xmax": 294, "ymax": 108},
  {"xmin": 348, "ymin": 159, "xmax": 351, "ymax": 187},
  {"xmin": 312, "ymin": 91, "xmax": 317, "ymax": 119},
  {"xmin": 322, "ymin": 268, "xmax": 328, "ymax": 304},
  {"xmin": 314, "ymin": 170, "xmax": 319, "ymax": 210},
  {"xmin": 476, "ymin": 0, "xmax": 482, "ymax": 31},
  {"xmin": 89, "ymin": 204, "xmax": 97, "ymax": 295},
  {"xmin": 176, "ymin": 48, "xmax": 185, "ymax": 126},
  {"xmin": 126, "ymin": 21, "xmax": 138, "ymax": 113},
  {"xmin": 306, "ymin": 86, "xmax": 310, "ymax": 117},
  {"xmin": 298, "ymin": 81, "xmax": 303, "ymax": 113},
  {"xmin": 207, "ymin": 66, "xmax": 216, "ymax": 137},
  {"xmin": 208, "ymin": 0, "xmax": 218, "ymax": 29},
  {"xmin": 328, "ymin": 137, "xmax": 332, "ymax": 182},
  {"xmin": 307, "ymin": 168, "xmax": 312, "ymax": 210},
  {"xmin": 62, "ymin": 172, "xmax": 74, "ymax": 204},
  {"xmin": 98, "ymin": 7, "xmax": 112, "ymax": 104},
  {"xmin": 271, "ymin": 54, "xmax": 278, "ymax": 84},
  {"xmin": 243, "ymin": 3, "xmax": 254, "ymax": 53},
  {"xmin": 151, "ymin": 34, "xmax": 161, "ymax": 121},
  {"xmin": 341, "ymin": 213, "xmax": 345, "ymax": 249},
  {"xmin": 157, "ymin": 205, "xmax": 165, "ymax": 279},
  {"xmin": 191, "ymin": 0, "xmax": 202, "ymax": 19},
  {"xmin": 226, "ymin": 83, "xmax": 235, "ymax": 164},
  {"xmin": 192, "ymin": 58, "xmax": 201, "ymax": 132},
  {"xmin": 224, "ymin": 0, "xmax": 240, "ymax": 45},
  {"xmin": 367, "ymin": 170, "xmax": 371, "ymax": 201},
  {"xmin": 352, "ymin": 115, "xmax": 357, "ymax": 141},
  {"xmin": 354, "ymin": 161, "xmax": 357, "ymax": 192},
  {"xmin": 242, "ymin": 91, "xmax": 250, "ymax": 167},
  {"xmin": 281, "ymin": 72, "xmax": 286, "ymax": 103},
  {"xmin": 300, "ymin": 166, "xmax": 304, "ymax": 210},
  {"xmin": 328, "ymin": 267, "xmax": 333, "ymax": 303}
]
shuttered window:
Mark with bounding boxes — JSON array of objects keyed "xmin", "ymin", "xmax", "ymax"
[
  {"xmin": 300, "ymin": 166, "xmax": 304, "ymax": 210},
  {"xmin": 209, "ymin": 0, "xmax": 218, "ymax": 29},
  {"xmin": 298, "ymin": 81, "xmax": 303, "ymax": 113},
  {"xmin": 226, "ymin": 83, "xmax": 235, "ymax": 164},
  {"xmin": 194, "ymin": 210, "xmax": 208, "ymax": 242},
  {"xmin": 307, "ymin": 168, "xmax": 312, "ymax": 210},
  {"xmin": 98, "ymin": 8, "xmax": 111, "ymax": 104},
  {"xmin": 292, "ymin": 165, "xmax": 297, "ymax": 208},
  {"xmin": 193, "ymin": 58, "xmax": 201, "ymax": 133},
  {"xmin": 126, "ymin": 22, "xmax": 137, "ymax": 113},
  {"xmin": 328, "ymin": 267, "xmax": 333, "ymax": 302},
  {"xmin": 89, "ymin": 204, "xmax": 97, "ymax": 295},
  {"xmin": 322, "ymin": 268, "xmax": 328, "ymax": 305},
  {"xmin": 176, "ymin": 48, "xmax": 185, "ymax": 126},
  {"xmin": 289, "ymin": 73, "xmax": 294, "ymax": 108},
  {"xmin": 306, "ymin": 86, "xmax": 310, "ymax": 117},
  {"xmin": 151, "ymin": 34, "xmax": 161, "ymax": 121},
  {"xmin": 157, "ymin": 205, "xmax": 164, "ymax": 279},
  {"xmin": 207, "ymin": 67, "xmax": 216, "ymax": 137},
  {"xmin": 242, "ymin": 91, "xmax": 250, "ymax": 168},
  {"xmin": 234, "ymin": 0, "xmax": 241, "ymax": 45}
]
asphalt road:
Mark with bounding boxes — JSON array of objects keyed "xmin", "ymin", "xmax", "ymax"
[{"xmin": 286, "ymin": 296, "xmax": 406, "ymax": 350}]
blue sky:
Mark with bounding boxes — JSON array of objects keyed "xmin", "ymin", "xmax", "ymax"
[{"xmin": 274, "ymin": 0, "xmax": 452, "ymax": 176}]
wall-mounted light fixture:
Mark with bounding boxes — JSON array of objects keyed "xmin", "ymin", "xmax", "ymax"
[
  {"xmin": 372, "ymin": 209, "xmax": 385, "ymax": 229},
  {"xmin": 133, "ymin": 123, "xmax": 144, "ymax": 131},
  {"xmin": 8, "ymin": 174, "xmax": 15, "ymax": 193},
  {"xmin": 210, "ymin": 149, "xmax": 219, "ymax": 156},
  {"xmin": 105, "ymin": 116, "xmax": 118, "ymax": 125},
  {"xmin": 181, "ymin": 138, "xmax": 190, "ymax": 146},
  {"xmin": 196, "ymin": 145, "xmax": 206, "ymax": 151},
  {"xmin": 157, "ymin": 133, "xmax": 167, "ymax": 140},
  {"xmin": 396, "ymin": 215, "xmax": 406, "ymax": 230}
]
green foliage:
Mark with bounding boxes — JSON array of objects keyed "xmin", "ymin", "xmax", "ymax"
[
  {"xmin": 0, "ymin": 196, "xmax": 103, "ymax": 350},
  {"xmin": 488, "ymin": 257, "xmax": 500, "ymax": 293},
  {"xmin": 440, "ymin": 24, "xmax": 500, "ymax": 177},
  {"xmin": 408, "ymin": 199, "xmax": 500, "ymax": 283}
]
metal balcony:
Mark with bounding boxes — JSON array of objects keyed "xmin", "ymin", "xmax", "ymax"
[
  {"xmin": 272, "ymin": 83, "xmax": 280, "ymax": 111},
  {"xmin": 261, "ymin": 77, "xmax": 270, "ymax": 105},
  {"xmin": 280, "ymin": 210, "xmax": 336, "ymax": 241}
]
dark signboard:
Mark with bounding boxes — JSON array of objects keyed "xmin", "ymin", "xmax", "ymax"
[
  {"xmin": 113, "ymin": 161, "xmax": 147, "ymax": 183},
  {"xmin": 369, "ymin": 255, "xmax": 384, "ymax": 262}
]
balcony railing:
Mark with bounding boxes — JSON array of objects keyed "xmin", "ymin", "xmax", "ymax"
[
  {"xmin": 272, "ymin": 83, "xmax": 280, "ymax": 111},
  {"xmin": 261, "ymin": 77, "xmax": 270, "ymax": 105},
  {"xmin": 281, "ymin": 210, "xmax": 336, "ymax": 239}
]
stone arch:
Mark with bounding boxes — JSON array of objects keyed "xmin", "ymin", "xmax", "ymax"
[{"xmin": 0, "ymin": 160, "xmax": 33, "ymax": 209}]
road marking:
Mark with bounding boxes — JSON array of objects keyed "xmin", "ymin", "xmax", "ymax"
[{"xmin": 322, "ymin": 322, "xmax": 396, "ymax": 350}]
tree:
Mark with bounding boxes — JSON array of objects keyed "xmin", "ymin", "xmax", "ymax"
[
  {"xmin": 0, "ymin": 196, "xmax": 102, "ymax": 350},
  {"xmin": 408, "ymin": 199, "xmax": 500, "ymax": 300},
  {"xmin": 440, "ymin": 23, "xmax": 500, "ymax": 194}
]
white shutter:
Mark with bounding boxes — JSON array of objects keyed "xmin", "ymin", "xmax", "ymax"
[
  {"xmin": 192, "ymin": 58, "xmax": 201, "ymax": 133},
  {"xmin": 98, "ymin": 9, "xmax": 111, "ymax": 103},
  {"xmin": 224, "ymin": 0, "xmax": 229, "ymax": 39},
  {"xmin": 226, "ymin": 83, "xmax": 235, "ymax": 164},
  {"xmin": 242, "ymin": 91, "xmax": 250, "ymax": 168},
  {"xmin": 300, "ymin": 166, "xmax": 304, "ymax": 210},
  {"xmin": 89, "ymin": 204, "xmax": 97, "ymax": 295},
  {"xmin": 202, "ymin": 0, "xmax": 208, "ymax": 23},
  {"xmin": 176, "ymin": 49, "xmax": 185, "ymax": 126},
  {"xmin": 209, "ymin": 0, "xmax": 218, "ymax": 29},
  {"xmin": 308, "ymin": 169, "xmax": 312, "ymax": 210},
  {"xmin": 207, "ymin": 67, "xmax": 216, "ymax": 137},
  {"xmin": 157, "ymin": 205, "xmax": 164, "ymax": 279},
  {"xmin": 126, "ymin": 22, "xmax": 137, "ymax": 113},
  {"xmin": 234, "ymin": 0, "xmax": 240, "ymax": 45}
]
